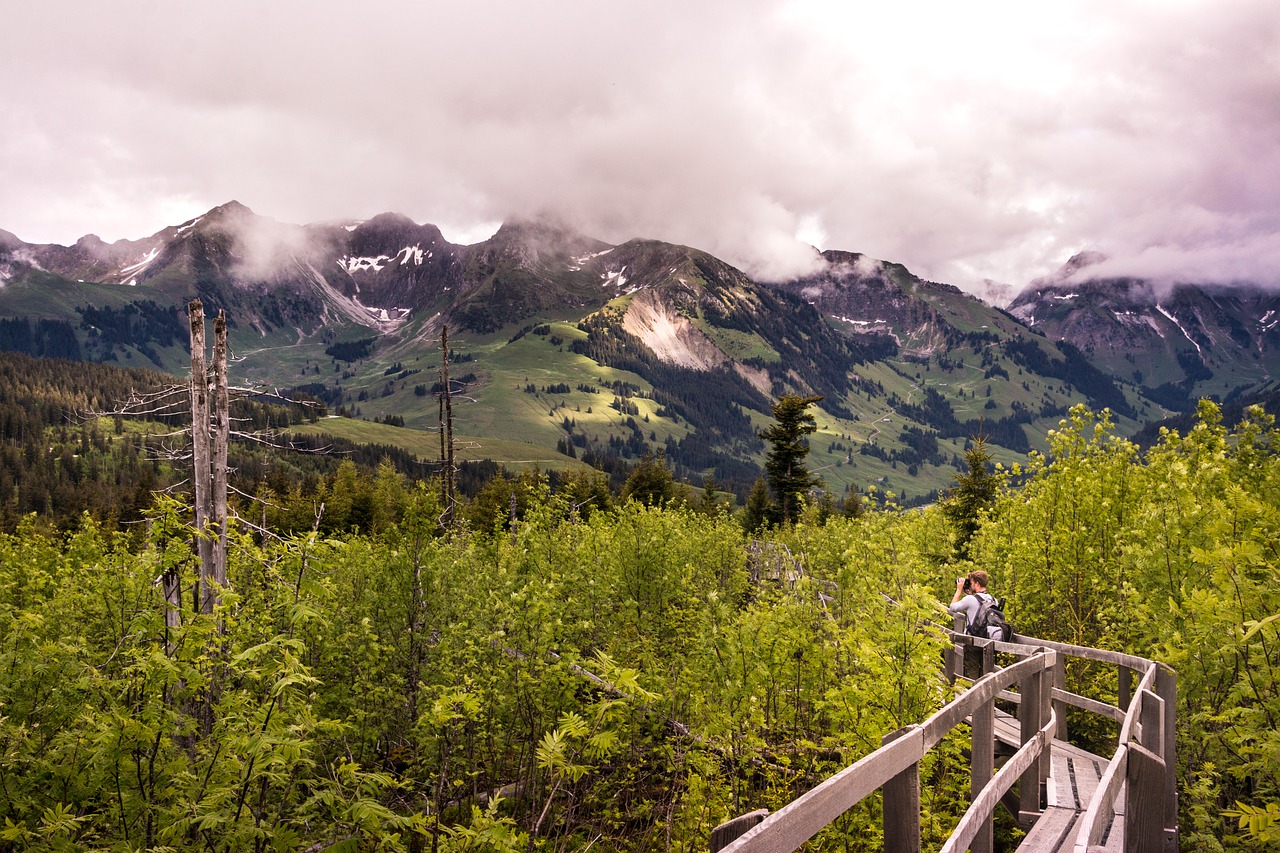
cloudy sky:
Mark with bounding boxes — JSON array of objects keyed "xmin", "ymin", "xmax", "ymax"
[{"xmin": 2, "ymin": 0, "xmax": 1277, "ymax": 293}]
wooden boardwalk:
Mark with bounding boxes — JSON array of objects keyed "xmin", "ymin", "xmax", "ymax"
[
  {"xmin": 711, "ymin": 631, "xmax": 1177, "ymax": 853},
  {"xmin": 992, "ymin": 710, "xmax": 1123, "ymax": 852}
]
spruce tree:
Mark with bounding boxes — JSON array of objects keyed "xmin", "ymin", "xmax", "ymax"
[
  {"xmin": 943, "ymin": 435, "xmax": 1000, "ymax": 557},
  {"xmin": 742, "ymin": 476, "xmax": 772, "ymax": 532},
  {"xmin": 760, "ymin": 394, "xmax": 823, "ymax": 525}
]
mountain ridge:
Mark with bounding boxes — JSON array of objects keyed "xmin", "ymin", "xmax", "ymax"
[{"xmin": 1, "ymin": 201, "xmax": 1272, "ymax": 502}]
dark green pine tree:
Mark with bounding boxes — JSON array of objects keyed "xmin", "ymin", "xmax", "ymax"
[
  {"xmin": 943, "ymin": 435, "xmax": 1000, "ymax": 557},
  {"xmin": 741, "ymin": 476, "xmax": 772, "ymax": 533},
  {"xmin": 760, "ymin": 394, "xmax": 824, "ymax": 526},
  {"xmin": 621, "ymin": 453, "xmax": 678, "ymax": 507}
]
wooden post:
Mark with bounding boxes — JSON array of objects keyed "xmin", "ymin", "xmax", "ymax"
[
  {"xmin": 1119, "ymin": 664, "xmax": 1132, "ymax": 712},
  {"xmin": 1155, "ymin": 667, "xmax": 1179, "ymax": 850},
  {"xmin": 976, "ymin": 637, "xmax": 995, "ymax": 677},
  {"xmin": 1018, "ymin": 664, "xmax": 1044, "ymax": 824},
  {"xmin": 1125, "ymin": 743, "xmax": 1166, "ymax": 853},
  {"xmin": 948, "ymin": 614, "xmax": 965, "ymax": 684},
  {"xmin": 1137, "ymin": 690, "xmax": 1164, "ymax": 754},
  {"xmin": 1039, "ymin": 655, "xmax": 1053, "ymax": 788},
  {"xmin": 971, "ymin": 695, "xmax": 995, "ymax": 853},
  {"xmin": 1053, "ymin": 653, "xmax": 1069, "ymax": 743},
  {"xmin": 710, "ymin": 810, "xmax": 768, "ymax": 853},
  {"xmin": 883, "ymin": 725, "xmax": 921, "ymax": 853}
]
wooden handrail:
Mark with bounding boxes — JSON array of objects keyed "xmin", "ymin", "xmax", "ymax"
[
  {"xmin": 715, "ymin": 650, "xmax": 1058, "ymax": 853},
  {"xmin": 940, "ymin": 706, "xmax": 1058, "ymax": 853},
  {"xmin": 713, "ymin": 627, "xmax": 1178, "ymax": 853},
  {"xmin": 1071, "ymin": 664, "xmax": 1167, "ymax": 852}
]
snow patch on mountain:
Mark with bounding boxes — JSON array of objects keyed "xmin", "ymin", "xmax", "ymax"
[
  {"xmin": 568, "ymin": 247, "xmax": 614, "ymax": 271},
  {"xmin": 1113, "ymin": 309, "xmax": 1163, "ymax": 333},
  {"xmin": 1156, "ymin": 304, "xmax": 1201, "ymax": 354},
  {"xmin": 601, "ymin": 266, "xmax": 628, "ymax": 289},
  {"xmin": 120, "ymin": 247, "xmax": 160, "ymax": 276},
  {"xmin": 176, "ymin": 217, "xmax": 204, "ymax": 234},
  {"xmin": 339, "ymin": 255, "xmax": 392, "ymax": 274},
  {"xmin": 833, "ymin": 315, "xmax": 900, "ymax": 345},
  {"xmin": 396, "ymin": 245, "xmax": 425, "ymax": 266}
]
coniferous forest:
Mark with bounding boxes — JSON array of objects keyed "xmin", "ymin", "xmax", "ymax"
[{"xmin": 2, "ymin": 351, "xmax": 1280, "ymax": 850}]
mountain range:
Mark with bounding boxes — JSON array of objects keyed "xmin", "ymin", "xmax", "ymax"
[{"xmin": 2, "ymin": 201, "xmax": 1276, "ymax": 503}]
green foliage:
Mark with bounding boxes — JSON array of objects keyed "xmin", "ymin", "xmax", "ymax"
[{"xmin": 4, "ymin": 397, "xmax": 1280, "ymax": 849}]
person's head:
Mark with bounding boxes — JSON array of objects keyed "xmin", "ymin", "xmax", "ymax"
[{"xmin": 967, "ymin": 570, "xmax": 989, "ymax": 592}]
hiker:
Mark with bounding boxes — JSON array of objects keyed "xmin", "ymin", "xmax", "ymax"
[{"xmin": 949, "ymin": 570, "xmax": 1009, "ymax": 641}]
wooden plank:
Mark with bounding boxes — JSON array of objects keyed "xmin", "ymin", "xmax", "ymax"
[
  {"xmin": 1072, "ymin": 746, "xmax": 1128, "ymax": 852},
  {"xmin": 993, "ymin": 709, "xmax": 1023, "ymax": 747},
  {"xmin": 1125, "ymin": 744, "xmax": 1166, "ymax": 853},
  {"xmin": 1017, "ymin": 806, "xmax": 1079, "ymax": 853},
  {"xmin": 1070, "ymin": 756, "xmax": 1105, "ymax": 809}
]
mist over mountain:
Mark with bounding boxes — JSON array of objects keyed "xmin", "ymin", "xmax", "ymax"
[{"xmin": 1, "ymin": 201, "xmax": 1274, "ymax": 502}]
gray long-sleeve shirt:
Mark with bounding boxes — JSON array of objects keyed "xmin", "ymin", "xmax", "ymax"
[{"xmin": 949, "ymin": 592, "xmax": 1003, "ymax": 640}]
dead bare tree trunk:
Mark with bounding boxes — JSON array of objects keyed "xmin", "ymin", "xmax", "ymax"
[
  {"xmin": 190, "ymin": 304, "xmax": 214, "ymax": 612},
  {"xmin": 161, "ymin": 523, "xmax": 182, "ymax": 656},
  {"xmin": 211, "ymin": 312, "xmax": 229, "ymax": 594},
  {"xmin": 439, "ymin": 324, "xmax": 456, "ymax": 528},
  {"xmin": 188, "ymin": 300, "xmax": 229, "ymax": 614}
]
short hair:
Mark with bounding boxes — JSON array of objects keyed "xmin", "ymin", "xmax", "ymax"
[{"xmin": 968, "ymin": 570, "xmax": 989, "ymax": 588}]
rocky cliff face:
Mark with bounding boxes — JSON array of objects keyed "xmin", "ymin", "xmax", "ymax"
[{"xmin": 1009, "ymin": 255, "xmax": 1280, "ymax": 404}]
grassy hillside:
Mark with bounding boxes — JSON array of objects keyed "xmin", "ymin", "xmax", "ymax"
[{"xmin": 290, "ymin": 416, "xmax": 593, "ymax": 473}]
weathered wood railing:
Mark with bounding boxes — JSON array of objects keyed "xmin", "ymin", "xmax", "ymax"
[
  {"xmin": 1003, "ymin": 633, "xmax": 1177, "ymax": 853},
  {"xmin": 711, "ymin": 627, "xmax": 1178, "ymax": 853},
  {"xmin": 714, "ymin": 643, "xmax": 1059, "ymax": 853}
]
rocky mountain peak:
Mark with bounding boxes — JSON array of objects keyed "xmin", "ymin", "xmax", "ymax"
[{"xmin": 1032, "ymin": 250, "xmax": 1109, "ymax": 289}]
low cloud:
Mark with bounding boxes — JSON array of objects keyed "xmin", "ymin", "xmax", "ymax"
[{"xmin": 0, "ymin": 0, "xmax": 1277, "ymax": 292}]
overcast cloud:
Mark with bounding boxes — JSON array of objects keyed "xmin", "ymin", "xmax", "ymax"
[{"xmin": 2, "ymin": 0, "xmax": 1277, "ymax": 292}]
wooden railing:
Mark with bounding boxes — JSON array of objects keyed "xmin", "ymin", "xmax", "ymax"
[
  {"xmin": 711, "ymin": 627, "xmax": 1178, "ymax": 853},
  {"xmin": 1006, "ymin": 633, "xmax": 1177, "ymax": 853}
]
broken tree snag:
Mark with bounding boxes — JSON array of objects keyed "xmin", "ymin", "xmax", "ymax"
[
  {"xmin": 440, "ymin": 324, "xmax": 456, "ymax": 528},
  {"xmin": 188, "ymin": 301, "xmax": 230, "ymax": 614},
  {"xmin": 189, "ymin": 302, "xmax": 214, "ymax": 613},
  {"xmin": 211, "ymin": 311, "xmax": 229, "ymax": 594}
]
